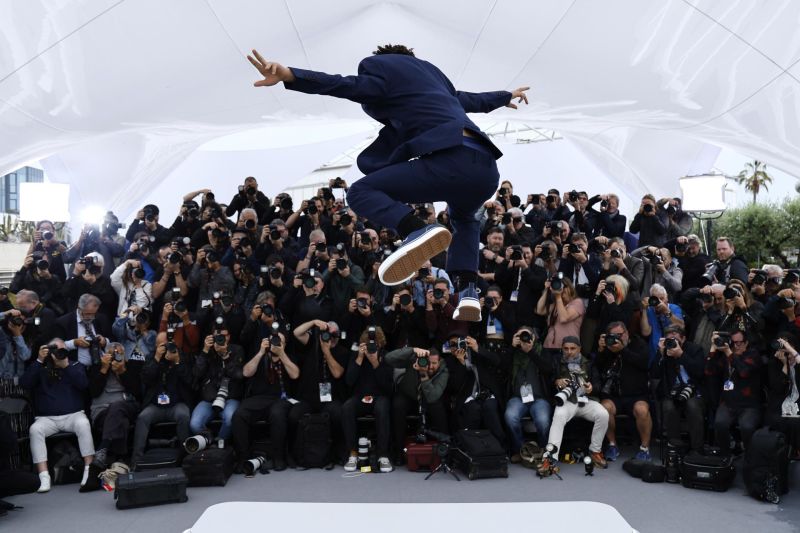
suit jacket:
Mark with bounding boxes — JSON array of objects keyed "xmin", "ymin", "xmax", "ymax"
[
  {"xmin": 285, "ymin": 54, "xmax": 511, "ymax": 173},
  {"xmin": 54, "ymin": 311, "xmax": 112, "ymax": 363}
]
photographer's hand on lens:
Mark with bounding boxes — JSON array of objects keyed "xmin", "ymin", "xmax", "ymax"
[{"xmin": 99, "ymin": 353, "xmax": 113, "ymax": 372}]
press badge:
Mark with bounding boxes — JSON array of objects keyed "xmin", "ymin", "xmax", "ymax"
[
  {"xmin": 487, "ymin": 322, "xmax": 497, "ymax": 335},
  {"xmin": 510, "ymin": 290, "xmax": 519, "ymax": 302},
  {"xmin": 723, "ymin": 380, "xmax": 734, "ymax": 391},
  {"xmin": 520, "ymin": 384, "xmax": 534, "ymax": 404},
  {"xmin": 157, "ymin": 393, "xmax": 171, "ymax": 406},
  {"xmin": 319, "ymin": 382, "xmax": 332, "ymax": 403}
]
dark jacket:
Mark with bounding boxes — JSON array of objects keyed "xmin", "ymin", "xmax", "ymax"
[
  {"xmin": 630, "ymin": 212, "xmax": 668, "ymax": 248},
  {"xmin": 596, "ymin": 336, "xmax": 650, "ymax": 398},
  {"xmin": 507, "ymin": 343, "xmax": 554, "ymax": 402},
  {"xmin": 285, "ymin": 54, "xmax": 510, "ymax": 174},
  {"xmin": 141, "ymin": 355, "xmax": 194, "ymax": 407},
  {"xmin": 385, "ymin": 347, "xmax": 449, "ymax": 403},
  {"xmin": 653, "ymin": 340, "xmax": 705, "ymax": 398},
  {"xmin": 345, "ymin": 351, "xmax": 393, "ymax": 399},
  {"xmin": 60, "ymin": 275, "xmax": 118, "ymax": 324},
  {"xmin": 88, "ymin": 359, "xmax": 144, "ymax": 403},
  {"xmin": 193, "ymin": 345, "xmax": 245, "ymax": 402},
  {"xmin": 20, "ymin": 359, "xmax": 88, "ymax": 416},
  {"xmin": 53, "ymin": 311, "xmax": 112, "ymax": 364},
  {"xmin": 445, "ymin": 347, "xmax": 504, "ymax": 407},
  {"xmin": 704, "ymin": 348, "xmax": 761, "ymax": 409}
]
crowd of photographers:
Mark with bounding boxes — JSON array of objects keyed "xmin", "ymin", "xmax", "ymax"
[{"xmin": 1, "ymin": 175, "xmax": 799, "ymax": 495}]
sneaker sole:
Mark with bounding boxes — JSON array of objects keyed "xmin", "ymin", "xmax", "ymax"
[
  {"xmin": 454, "ymin": 301, "xmax": 481, "ymax": 322},
  {"xmin": 379, "ymin": 227, "xmax": 452, "ymax": 286}
]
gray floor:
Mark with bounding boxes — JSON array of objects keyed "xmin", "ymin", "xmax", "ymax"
[{"xmin": 3, "ymin": 451, "xmax": 799, "ymax": 533}]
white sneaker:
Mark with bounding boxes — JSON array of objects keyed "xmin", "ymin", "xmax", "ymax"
[
  {"xmin": 378, "ymin": 225, "xmax": 451, "ymax": 286},
  {"xmin": 378, "ymin": 456, "xmax": 393, "ymax": 473},
  {"xmin": 37, "ymin": 472, "xmax": 51, "ymax": 493},
  {"xmin": 452, "ymin": 283, "xmax": 481, "ymax": 322},
  {"xmin": 344, "ymin": 456, "xmax": 358, "ymax": 472}
]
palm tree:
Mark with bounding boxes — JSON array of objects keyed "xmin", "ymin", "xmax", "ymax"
[{"xmin": 736, "ymin": 160, "xmax": 772, "ymax": 204}]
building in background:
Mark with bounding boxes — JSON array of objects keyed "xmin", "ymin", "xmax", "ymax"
[{"xmin": 1, "ymin": 166, "xmax": 44, "ymax": 214}]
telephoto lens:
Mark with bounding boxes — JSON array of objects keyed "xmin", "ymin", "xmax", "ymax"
[
  {"xmin": 399, "ymin": 294, "xmax": 412, "ymax": 307},
  {"xmin": 243, "ymin": 456, "xmax": 266, "ymax": 476},
  {"xmin": 43, "ymin": 231, "xmax": 54, "ymax": 241},
  {"xmin": 212, "ymin": 378, "xmax": 229, "ymax": 412},
  {"xmin": 416, "ymin": 355, "xmax": 429, "ymax": 368},
  {"xmin": 184, "ymin": 434, "xmax": 211, "ymax": 454},
  {"xmin": 357, "ymin": 437, "xmax": 370, "ymax": 470},
  {"xmin": 665, "ymin": 446, "xmax": 681, "ymax": 484},
  {"xmin": 554, "ymin": 383, "xmax": 576, "ymax": 406}
]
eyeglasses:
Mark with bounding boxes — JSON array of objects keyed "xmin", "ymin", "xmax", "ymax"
[{"xmin": 732, "ymin": 340, "xmax": 747, "ymax": 347}]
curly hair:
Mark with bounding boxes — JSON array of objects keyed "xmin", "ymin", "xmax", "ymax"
[{"xmin": 372, "ymin": 44, "xmax": 415, "ymax": 57}]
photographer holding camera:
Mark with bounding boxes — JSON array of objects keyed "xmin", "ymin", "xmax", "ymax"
[
  {"xmin": 342, "ymin": 327, "xmax": 394, "ymax": 473},
  {"xmin": 385, "ymin": 345, "xmax": 449, "ymax": 466},
  {"xmin": 62, "ymin": 252, "xmax": 118, "ymax": 323},
  {"xmin": 630, "ymin": 194, "xmax": 668, "ymax": 247},
  {"xmin": 11, "ymin": 250, "xmax": 64, "ymax": 313},
  {"xmin": 557, "ymin": 232, "xmax": 601, "ymax": 301},
  {"xmin": 537, "ymin": 276, "xmax": 585, "ymax": 355},
  {"xmin": 411, "ymin": 260, "xmax": 453, "ymax": 307},
  {"xmin": 125, "ymin": 204, "xmax": 172, "ymax": 252},
  {"xmin": 588, "ymin": 276, "xmax": 637, "ymax": 346},
  {"xmin": 766, "ymin": 336, "xmax": 800, "ymax": 452},
  {"xmin": 296, "ymin": 229, "xmax": 331, "ymax": 274},
  {"xmin": 597, "ymin": 322, "xmax": 653, "ymax": 462},
  {"xmin": 425, "ymin": 278, "xmax": 467, "ymax": 346},
  {"xmin": 10, "ymin": 290, "xmax": 57, "ymax": 357},
  {"xmin": 659, "ymin": 197, "xmax": 692, "ymax": 241},
  {"xmin": 280, "ymin": 269, "xmax": 333, "ymax": 325},
  {"xmin": 110, "ymin": 258, "xmax": 153, "ymax": 316},
  {"xmin": 286, "ymin": 197, "xmax": 326, "ymax": 249},
  {"xmin": 717, "ymin": 281, "xmax": 763, "ymax": 343},
  {"xmin": 505, "ymin": 326, "xmax": 553, "ymax": 459},
  {"xmin": 496, "ymin": 242, "xmax": 547, "ymax": 328},
  {"xmin": 504, "ymin": 207, "xmax": 535, "ymax": 247},
  {"xmin": 188, "ymin": 245, "xmax": 235, "ymax": 313},
  {"xmin": 341, "ymin": 286, "xmax": 378, "ymax": 342},
  {"xmin": 158, "ymin": 294, "xmax": 201, "ymax": 355},
  {"xmin": 633, "ymin": 246, "xmax": 683, "ymax": 301},
  {"xmin": 150, "ymin": 241, "xmax": 191, "ymax": 303},
  {"xmin": 170, "ymin": 197, "xmax": 204, "ymax": 240},
  {"xmin": 565, "ymin": 191, "xmax": 597, "ymax": 236},
  {"xmin": 445, "ymin": 334, "xmax": 506, "ymax": 446},
  {"xmin": 0, "ymin": 309, "xmax": 32, "ymax": 397},
  {"xmin": 640, "ymin": 284, "xmax": 685, "ymax": 366},
  {"xmin": 706, "ymin": 329, "xmax": 761, "ymax": 454},
  {"xmin": 655, "ymin": 325, "xmax": 706, "ymax": 453},
  {"xmin": 21, "ymin": 340, "xmax": 96, "ymax": 492},
  {"xmin": 478, "ymin": 227, "xmax": 505, "ymax": 283},
  {"xmin": 324, "ymin": 246, "xmax": 366, "ymax": 311},
  {"xmin": 598, "ymin": 237, "xmax": 644, "ymax": 302},
  {"xmin": 586, "ymin": 193, "xmax": 626, "ymax": 238},
  {"xmin": 88, "ymin": 342, "xmax": 143, "ymax": 470},
  {"xmin": 705, "ymin": 237, "xmax": 748, "ymax": 284},
  {"xmin": 383, "ymin": 285, "xmax": 428, "ymax": 350},
  {"xmin": 256, "ymin": 219, "xmax": 299, "ymax": 271},
  {"xmin": 63, "ymin": 223, "xmax": 123, "ymax": 278},
  {"xmin": 670, "ymin": 234, "xmax": 710, "ymax": 291},
  {"xmin": 55, "ymin": 293, "xmax": 111, "ymax": 367},
  {"xmin": 226, "ymin": 177, "xmax": 270, "ymax": 220},
  {"xmin": 131, "ymin": 331, "xmax": 193, "ymax": 470},
  {"xmin": 26, "ymin": 220, "xmax": 68, "ymax": 282},
  {"xmin": 540, "ymin": 336, "xmax": 608, "ymax": 473},
  {"xmin": 234, "ymin": 329, "xmax": 298, "ymax": 471},
  {"xmin": 190, "ymin": 326, "xmax": 244, "ymax": 444}
]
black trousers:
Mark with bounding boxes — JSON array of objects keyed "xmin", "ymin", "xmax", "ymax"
[
  {"xmin": 288, "ymin": 400, "xmax": 344, "ymax": 463},
  {"xmin": 0, "ymin": 470, "xmax": 39, "ymax": 497},
  {"xmin": 456, "ymin": 397, "xmax": 506, "ymax": 446},
  {"xmin": 766, "ymin": 412, "xmax": 800, "ymax": 451},
  {"xmin": 92, "ymin": 400, "xmax": 141, "ymax": 455},
  {"xmin": 392, "ymin": 394, "xmax": 448, "ymax": 456},
  {"xmin": 714, "ymin": 404, "xmax": 760, "ymax": 451},
  {"xmin": 342, "ymin": 396, "xmax": 390, "ymax": 457},
  {"xmin": 661, "ymin": 397, "xmax": 705, "ymax": 452},
  {"xmin": 231, "ymin": 395, "xmax": 291, "ymax": 462}
]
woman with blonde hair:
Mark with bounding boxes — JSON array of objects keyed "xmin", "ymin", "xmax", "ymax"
[{"xmin": 536, "ymin": 277, "xmax": 585, "ymax": 352}]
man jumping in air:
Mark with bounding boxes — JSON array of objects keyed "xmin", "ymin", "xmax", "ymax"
[{"xmin": 247, "ymin": 44, "xmax": 528, "ymax": 321}]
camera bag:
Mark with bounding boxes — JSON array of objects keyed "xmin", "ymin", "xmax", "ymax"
[
  {"xmin": 49, "ymin": 440, "xmax": 84, "ymax": 485},
  {"xmin": 680, "ymin": 451, "xmax": 735, "ymax": 492},
  {"xmin": 293, "ymin": 412, "xmax": 332, "ymax": 468},
  {"xmin": 743, "ymin": 427, "xmax": 790, "ymax": 503},
  {"xmin": 640, "ymin": 462, "xmax": 666, "ymax": 483},
  {"xmin": 136, "ymin": 447, "xmax": 182, "ymax": 471},
  {"xmin": 405, "ymin": 440, "xmax": 441, "ymax": 472},
  {"xmin": 452, "ymin": 429, "xmax": 508, "ymax": 480},
  {"xmin": 622, "ymin": 457, "xmax": 647, "ymax": 479},
  {"xmin": 182, "ymin": 446, "xmax": 234, "ymax": 486},
  {"xmin": 115, "ymin": 468, "xmax": 188, "ymax": 509}
]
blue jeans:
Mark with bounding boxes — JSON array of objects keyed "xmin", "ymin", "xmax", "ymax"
[
  {"xmin": 190, "ymin": 399, "xmax": 240, "ymax": 440},
  {"xmin": 347, "ymin": 144, "xmax": 499, "ymax": 272},
  {"xmin": 504, "ymin": 397, "xmax": 552, "ymax": 451}
]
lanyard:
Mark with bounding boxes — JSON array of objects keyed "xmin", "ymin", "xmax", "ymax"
[{"xmin": 269, "ymin": 358, "xmax": 286, "ymax": 396}]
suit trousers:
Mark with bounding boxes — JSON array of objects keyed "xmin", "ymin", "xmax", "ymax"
[{"xmin": 347, "ymin": 144, "xmax": 499, "ymax": 272}]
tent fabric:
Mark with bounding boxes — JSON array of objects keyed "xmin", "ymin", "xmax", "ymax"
[{"xmin": 1, "ymin": 1, "xmax": 799, "ymax": 223}]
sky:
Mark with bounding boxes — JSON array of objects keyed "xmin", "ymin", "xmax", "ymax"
[{"xmin": 713, "ymin": 148, "xmax": 799, "ymax": 207}]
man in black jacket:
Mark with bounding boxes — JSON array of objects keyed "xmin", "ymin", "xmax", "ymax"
[
  {"xmin": 55, "ymin": 293, "xmax": 112, "ymax": 367},
  {"xmin": 597, "ymin": 322, "xmax": 653, "ymax": 462},
  {"xmin": 125, "ymin": 204, "xmax": 172, "ymax": 253},
  {"xmin": 654, "ymin": 325, "xmax": 705, "ymax": 452},
  {"xmin": 504, "ymin": 326, "xmax": 553, "ymax": 459},
  {"xmin": 130, "ymin": 333, "xmax": 193, "ymax": 469},
  {"xmin": 586, "ymin": 193, "xmax": 626, "ymax": 239},
  {"xmin": 189, "ymin": 326, "xmax": 244, "ymax": 444},
  {"xmin": 710, "ymin": 237, "xmax": 748, "ymax": 284},
  {"xmin": 226, "ymin": 176, "xmax": 270, "ymax": 221},
  {"xmin": 673, "ymin": 234, "xmax": 710, "ymax": 291}
]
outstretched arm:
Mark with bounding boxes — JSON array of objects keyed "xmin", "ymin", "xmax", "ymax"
[
  {"xmin": 248, "ymin": 49, "xmax": 386, "ymax": 104},
  {"xmin": 455, "ymin": 86, "xmax": 529, "ymax": 113}
]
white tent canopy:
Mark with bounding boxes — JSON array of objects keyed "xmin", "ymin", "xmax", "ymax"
[{"xmin": 1, "ymin": 1, "xmax": 799, "ymax": 224}]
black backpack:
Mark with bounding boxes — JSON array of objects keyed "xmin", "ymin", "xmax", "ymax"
[
  {"xmin": 454, "ymin": 429, "xmax": 505, "ymax": 457},
  {"xmin": 49, "ymin": 440, "xmax": 84, "ymax": 485},
  {"xmin": 293, "ymin": 413, "xmax": 331, "ymax": 468},
  {"xmin": 743, "ymin": 428, "xmax": 790, "ymax": 504}
]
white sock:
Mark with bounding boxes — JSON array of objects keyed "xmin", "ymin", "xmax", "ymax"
[
  {"xmin": 640, "ymin": 445, "xmax": 649, "ymax": 452},
  {"xmin": 80, "ymin": 465, "xmax": 90, "ymax": 486},
  {"xmin": 38, "ymin": 471, "xmax": 51, "ymax": 493}
]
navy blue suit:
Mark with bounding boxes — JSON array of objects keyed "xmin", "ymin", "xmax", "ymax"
[{"xmin": 285, "ymin": 54, "xmax": 511, "ymax": 272}]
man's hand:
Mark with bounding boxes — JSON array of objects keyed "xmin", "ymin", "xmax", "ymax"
[
  {"xmin": 506, "ymin": 87, "xmax": 530, "ymax": 109},
  {"xmin": 248, "ymin": 50, "xmax": 295, "ymax": 86}
]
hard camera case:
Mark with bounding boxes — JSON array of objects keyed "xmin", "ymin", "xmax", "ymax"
[
  {"xmin": 452, "ymin": 429, "xmax": 508, "ymax": 480},
  {"xmin": 115, "ymin": 468, "xmax": 188, "ymax": 509},
  {"xmin": 405, "ymin": 439, "xmax": 441, "ymax": 472},
  {"xmin": 680, "ymin": 451, "xmax": 736, "ymax": 492},
  {"xmin": 182, "ymin": 446, "xmax": 235, "ymax": 486},
  {"xmin": 136, "ymin": 447, "xmax": 182, "ymax": 471},
  {"xmin": 743, "ymin": 427, "xmax": 790, "ymax": 501}
]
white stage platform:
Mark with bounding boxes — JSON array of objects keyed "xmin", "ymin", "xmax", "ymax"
[{"xmin": 185, "ymin": 501, "xmax": 638, "ymax": 533}]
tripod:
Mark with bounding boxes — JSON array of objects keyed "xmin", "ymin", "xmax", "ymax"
[{"xmin": 424, "ymin": 446, "xmax": 460, "ymax": 481}]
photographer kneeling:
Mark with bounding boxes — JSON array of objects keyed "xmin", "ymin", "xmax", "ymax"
[
  {"xmin": 654, "ymin": 325, "xmax": 706, "ymax": 453},
  {"xmin": 540, "ymin": 336, "xmax": 608, "ymax": 474},
  {"xmin": 190, "ymin": 326, "xmax": 244, "ymax": 445},
  {"xmin": 385, "ymin": 345, "xmax": 449, "ymax": 466}
]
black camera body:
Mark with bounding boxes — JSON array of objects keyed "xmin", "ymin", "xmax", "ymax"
[
  {"xmin": 722, "ymin": 286, "xmax": 741, "ymax": 300},
  {"xmin": 416, "ymin": 354, "xmax": 429, "ymax": 368},
  {"xmin": 648, "ymin": 296, "xmax": 660, "ymax": 307},
  {"xmin": 47, "ymin": 344, "xmax": 69, "ymax": 361},
  {"xmin": 605, "ymin": 333, "xmax": 622, "ymax": 346},
  {"xmin": 670, "ymin": 383, "xmax": 695, "ymax": 403},
  {"xmin": 518, "ymin": 331, "xmax": 533, "ymax": 344},
  {"xmin": 610, "ymin": 248, "xmax": 622, "ymax": 259},
  {"xmin": 549, "ymin": 272, "xmax": 564, "ymax": 291},
  {"xmin": 751, "ymin": 270, "xmax": 767, "ymax": 285},
  {"xmin": 568, "ymin": 190, "xmax": 579, "ymax": 202},
  {"xmin": 510, "ymin": 245, "xmax": 523, "ymax": 261},
  {"xmin": 664, "ymin": 337, "xmax": 679, "ymax": 350},
  {"xmin": 713, "ymin": 333, "xmax": 732, "ymax": 348},
  {"xmin": 367, "ymin": 326, "xmax": 378, "ymax": 354}
]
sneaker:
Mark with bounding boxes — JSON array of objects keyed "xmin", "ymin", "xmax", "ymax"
[
  {"xmin": 604, "ymin": 444, "xmax": 620, "ymax": 462},
  {"xmin": 378, "ymin": 225, "xmax": 451, "ymax": 286},
  {"xmin": 37, "ymin": 472, "xmax": 51, "ymax": 493},
  {"xmin": 344, "ymin": 455, "xmax": 358, "ymax": 472},
  {"xmin": 91, "ymin": 448, "xmax": 109, "ymax": 470},
  {"xmin": 536, "ymin": 457, "xmax": 553, "ymax": 477},
  {"xmin": 591, "ymin": 451, "xmax": 608, "ymax": 469},
  {"xmin": 452, "ymin": 283, "xmax": 481, "ymax": 322},
  {"xmin": 635, "ymin": 448, "xmax": 652, "ymax": 462},
  {"xmin": 378, "ymin": 456, "xmax": 393, "ymax": 473}
]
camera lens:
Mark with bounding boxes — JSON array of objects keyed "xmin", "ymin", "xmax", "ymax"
[
  {"xmin": 433, "ymin": 288, "xmax": 444, "ymax": 300},
  {"xmin": 37, "ymin": 259, "xmax": 49, "ymax": 270},
  {"xmin": 307, "ymin": 204, "xmax": 318, "ymax": 215},
  {"xmin": 270, "ymin": 229, "xmax": 281, "ymax": 241},
  {"xmin": 174, "ymin": 301, "xmax": 187, "ymax": 313},
  {"xmin": 336, "ymin": 258, "xmax": 348, "ymax": 270},
  {"xmin": 133, "ymin": 267, "xmax": 146, "ymax": 279},
  {"xmin": 244, "ymin": 219, "xmax": 256, "ymax": 230},
  {"xmin": 303, "ymin": 276, "xmax": 316, "ymax": 288},
  {"xmin": 320, "ymin": 331, "xmax": 332, "ymax": 342},
  {"xmin": 169, "ymin": 252, "xmax": 182, "ymax": 264},
  {"xmin": 665, "ymin": 338, "xmax": 678, "ymax": 349},
  {"xmin": 43, "ymin": 231, "xmax": 54, "ymax": 241},
  {"xmin": 213, "ymin": 334, "xmax": 226, "ymax": 345},
  {"xmin": 417, "ymin": 355, "xmax": 429, "ymax": 368},
  {"xmin": 280, "ymin": 197, "xmax": 293, "ymax": 210},
  {"xmin": 399, "ymin": 294, "xmax": 412, "ymax": 307},
  {"xmin": 648, "ymin": 296, "xmax": 660, "ymax": 307}
]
